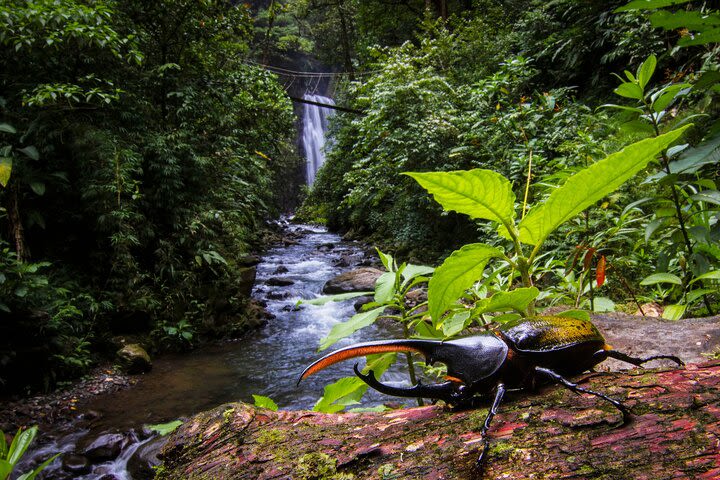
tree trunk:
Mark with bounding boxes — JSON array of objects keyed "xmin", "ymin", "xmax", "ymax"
[
  {"xmin": 6, "ymin": 182, "xmax": 28, "ymax": 261},
  {"xmin": 158, "ymin": 360, "xmax": 720, "ymax": 479}
]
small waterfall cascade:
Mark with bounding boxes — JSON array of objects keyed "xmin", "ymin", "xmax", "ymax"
[{"xmin": 301, "ymin": 94, "xmax": 334, "ymax": 185}]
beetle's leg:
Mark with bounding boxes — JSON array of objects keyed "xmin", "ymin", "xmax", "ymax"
[
  {"xmin": 593, "ymin": 349, "xmax": 684, "ymax": 368},
  {"xmin": 474, "ymin": 383, "xmax": 506, "ymax": 473},
  {"xmin": 534, "ymin": 366, "xmax": 629, "ymax": 423}
]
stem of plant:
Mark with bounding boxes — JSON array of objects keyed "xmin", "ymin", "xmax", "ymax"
[{"xmin": 403, "ymin": 323, "xmax": 424, "ymax": 406}]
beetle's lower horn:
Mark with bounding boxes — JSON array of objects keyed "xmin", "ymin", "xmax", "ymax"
[{"xmin": 353, "ymin": 364, "xmax": 457, "ymax": 403}]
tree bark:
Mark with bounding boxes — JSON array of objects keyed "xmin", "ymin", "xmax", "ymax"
[{"xmin": 158, "ymin": 360, "xmax": 720, "ymax": 479}]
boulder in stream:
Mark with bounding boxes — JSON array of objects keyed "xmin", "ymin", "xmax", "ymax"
[
  {"xmin": 116, "ymin": 344, "xmax": 152, "ymax": 374},
  {"xmin": 82, "ymin": 433, "xmax": 125, "ymax": 461},
  {"xmin": 61, "ymin": 453, "xmax": 91, "ymax": 475},
  {"xmin": 322, "ymin": 267, "xmax": 383, "ymax": 294},
  {"xmin": 266, "ymin": 277, "xmax": 294, "ymax": 287}
]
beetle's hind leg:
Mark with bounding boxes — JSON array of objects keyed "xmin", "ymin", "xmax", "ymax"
[
  {"xmin": 594, "ymin": 349, "xmax": 684, "ymax": 368},
  {"xmin": 473, "ymin": 383, "xmax": 506, "ymax": 474},
  {"xmin": 534, "ymin": 367, "xmax": 629, "ymax": 423}
]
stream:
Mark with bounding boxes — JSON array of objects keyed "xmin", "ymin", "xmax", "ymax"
[{"xmin": 15, "ymin": 222, "xmax": 408, "ymax": 479}]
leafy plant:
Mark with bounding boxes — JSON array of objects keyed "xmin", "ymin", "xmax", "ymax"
[
  {"xmin": 406, "ymin": 125, "xmax": 690, "ymax": 325},
  {"xmin": 304, "ymin": 249, "xmax": 434, "ymax": 411},
  {"xmin": 0, "ymin": 426, "xmax": 57, "ymax": 480},
  {"xmin": 602, "ymin": 52, "xmax": 719, "ymax": 318}
]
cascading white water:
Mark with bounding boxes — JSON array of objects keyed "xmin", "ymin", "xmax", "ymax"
[{"xmin": 301, "ymin": 94, "xmax": 334, "ymax": 185}]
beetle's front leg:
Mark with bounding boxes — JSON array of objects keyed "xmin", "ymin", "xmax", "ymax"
[
  {"xmin": 473, "ymin": 382, "xmax": 506, "ymax": 474},
  {"xmin": 534, "ymin": 366, "xmax": 629, "ymax": 423}
]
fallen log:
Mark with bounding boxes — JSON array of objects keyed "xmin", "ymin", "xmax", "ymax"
[{"xmin": 158, "ymin": 360, "xmax": 720, "ymax": 479}]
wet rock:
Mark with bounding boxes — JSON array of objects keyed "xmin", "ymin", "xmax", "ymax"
[
  {"xmin": 404, "ymin": 289, "xmax": 428, "ymax": 314},
  {"xmin": 98, "ymin": 475, "xmax": 121, "ymax": 480},
  {"xmin": 273, "ymin": 265, "xmax": 289, "ymax": 274},
  {"xmin": 282, "ymin": 237, "xmax": 299, "ymax": 246},
  {"xmin": 353, "ymin": 296, "xmax": 374, "ymax": 312},
  {"xmin": 127, "ymin": 436, "xmax": 168, "ymax": 479},
  {"xmin": 237, "ymin": 254, "xmax": 261, "ymax": 267},
  {"xmin": 116, "ymin": 344, "xmax": 152, "ymax": 374},
  {"xmin": 323, "ymin": 267, "xmax": 383, "ymax": 294},
  {"xmin": 316, "ymin": 242, "xmax": 335, "ymax": 252},
  {"xmin": 267, "ymin": 277, "xmax": 294, "ymax": 287},
  {"xmin": 237, "ymin": 266, "xmax": 257, "ymax": 298},
  {"xmin": 62, "ymin": 454, "xmax": 91, "ymax": 474},
  {"xmin": 266, "ymin": 291, "xmax": 291, "ymax": 300},
  {"xmin": 83, "ymin": 433, "xmax": 125, "ymax": 461}
]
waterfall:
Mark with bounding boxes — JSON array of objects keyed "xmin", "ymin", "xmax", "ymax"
[{"xmin": 301, "ymin": 94, "xmax": 334, "ymax": 185}]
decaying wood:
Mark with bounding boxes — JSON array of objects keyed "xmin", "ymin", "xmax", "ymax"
[{"xmin": 158, "ymin": 361, "xmax": 720, "ymax": 479}]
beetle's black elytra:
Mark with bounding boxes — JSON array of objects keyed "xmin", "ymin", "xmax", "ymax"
[{"xmin": 299, "ymin": 315, "xmax": 683, "ymax": 471}]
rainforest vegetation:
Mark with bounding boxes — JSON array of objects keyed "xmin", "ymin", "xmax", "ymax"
[{"xmin": 0, "ymin": 0, "xmax": 718, "ymax": 403}]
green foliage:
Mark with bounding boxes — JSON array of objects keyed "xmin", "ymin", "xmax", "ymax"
[
  {"xmin": 0, "ymin": 426, "xmax": 57, "ymax": 480},
  {"xmin": 308, "ymin": 249, "xmax": 433, "ymax": 412},
  {"xmin": 409, "ymin": 126, "xmax": 689, "ymax": 321},
  {"xmin": 252, "ymin": 395, "xmax": 279, "ymax": 411},
  {"xmin": 0, "ymin": 0, "xmax": 299, "ymax": 391},
  {"xmin": 146, "ymin": 420, "xmax": 183, "ymax": 436}
]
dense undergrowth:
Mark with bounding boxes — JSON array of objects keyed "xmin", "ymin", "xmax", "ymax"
[
  {"xmin": 0, "ymin": 1, "xmax": 298, "ymax": 392},
  {"xmin": 297, "ymin": 0, "xmax": 720, "ymax": 318}
]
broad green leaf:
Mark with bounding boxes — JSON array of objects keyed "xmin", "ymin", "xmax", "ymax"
[
  {"xmin": 650, "ymin": 10, "xmax": 720, "ymax": 30},
  {"xmin": 662, "ymin": 304, "xmax": 686, "ymax": 320},
  {"xmin": 300, "ymin": 291, "xmax": 372, "ymax": 306},
  {"xmin": 592, "ymin": 297, "xmax": 615, "ymax": 312},
  {"xmin": 146, "ymin": 420, "xmax": 183, "ymax": 436},
  {"xmin": 667, "ymin": 131, "xmax": 720, "ymax": 174},
  {"xmin": 0, "ymin": 157, "xmax": 11, "ymax": 187},
  {"xmin": 428, "ymin": 243, "xmax": 504, "ymax": 322},
  {"xmin": 401, "ymin": 264, "xmax": 434, "ymax": 286},
  {"xmin": 8, "ymin": 426, "xmax": 37, "ymax": 465},
  {"xmin": 441, "ymin": 310, "xmax": 471, "ymax": 337},
  {"xmin": 313, "ymin": 377, "xmax": 367, "ymax": 413},
  {"xmin": 637, "ymin": 55, "xmax": 656, "ymax": 90},
  {"xmin": 0, "ymin": 460, "xmax": 13, "ymax": 479},
  {"xmin": 640, "ymin": 273, "xmax": 683, "ymax": 285},
  {"xmin": 614, "ymin": 82, "xmax": 644, "ymax": 100},
  {"xmin": 319, "ymin": 306, "xmax": 385, "ymax": 351},
  {"xmin": 18, "ymin": 146, "xmax": 39, "ymax": 161},
  {"xmin": 478, "ymin": 287, "xmax": 540, "ymax": 314},
  {"xmin": 16, "ymin": 453, "xmax": 60, "ymax": 480},
  {"xmin": 374, "ymin": 271, "xmax": 396, "ymax": 303},
  {"xmin": 597, "ymin": 104, "xmax": 644, "ymax": 114},
  {"xmin": 0, "ymin": 428, "xmax": 6, "ymax": 456},
  {"xmin": 555, "ymin": 310, "xmax": 591, "ymax": 322},
  {"xmin": 691, "ymin": 190, "xmax": 720, "ymax": 206},
  {"xmin": 652, "ymin": 84, "xmax": 691, "ymax": 113},
  {"xmin": 376, "ymin": 248, "xmax": 394, "ymax": 271},
  {"xmin": 518, "ymin": 126, "xmax": 691, "ymax": 246},
  {"xmin": 252, "ymin": 395, "xmax": 279, "ymax": 411},
  {"xmin": 686, "ymin": 288, "xmax": 717, "ymax": 304},
  {"xmin": 690, "ymin": 270, "xmax": 720, "ymax": 284},
  {"xmin": 0, "ymin": 123, "xmax": 16, "ymax": 134},
  {"xmin": 615, "ymin": 0, "xmax": 691, "ymax": 12},
  {"xmin": 491, "ymin": 313, "xmax": 522, "ymax": 324},
  {"xmin": 678, "ymin": 28, "xmax": 720, "ymax": 46},
  {"xmin": 405, "ymin": 169, "xmax": 516, "ymax": 227},
  {"xmin": 30, "ymin": 182, "xmax": 45, "ymax": 196}
]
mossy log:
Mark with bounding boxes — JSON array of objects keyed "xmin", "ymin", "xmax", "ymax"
[{"xmin": 158, "ymin": 360, "xmax": 720, "ymax": 479}]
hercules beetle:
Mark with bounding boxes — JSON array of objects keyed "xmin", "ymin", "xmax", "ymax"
[{"xmin": 299, "ymin": 315, "xmax": 683, "ymax": 470}]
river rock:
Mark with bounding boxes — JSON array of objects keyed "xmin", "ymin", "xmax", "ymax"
[
  {"xmin": 322, "ymin": 267, "xmax": 383, "ymax": 294},
  {"xmin": 62, "ymin": 454, "xmax": 91, "ymax": 474},
  {"xmin": 353, "ymin": 295, "xmax": 374, "ymax": 312},
  {"xmin": 83, "ymin": 433, "xmax": 125, "ymax": 461},
  {"xmin": 266, "ymin": 277, "xmax": 294, "ymax": 287},
  {"xmin": 237, "ymin": 266, "xmax": 257, "ymax": 298},
  {"xmin": 273, "ymin": 265, "xmax": 289, "ymax": 274},
  {"xmin": 127, "ymin": 436, "xmax": 168, "ymax": 479},
  {"xmin": 237, "ymin": 254, "xmax": 260, "ymax": 267},
  {"xmin": 116, "ymin": 344, "xmax": 152, "ymax": 374}
]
